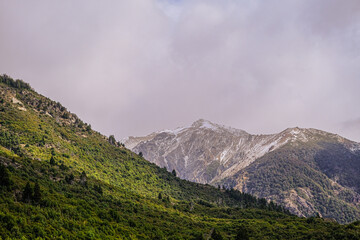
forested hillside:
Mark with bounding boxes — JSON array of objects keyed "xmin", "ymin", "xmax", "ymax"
[{"xmin": 0, "ymin": 75, "xmax": 359, "ymax": 239}]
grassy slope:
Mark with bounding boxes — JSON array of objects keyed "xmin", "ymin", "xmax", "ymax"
[{"xmin": 0, "ymin": 79, "xmax": 359, "ymax": 239}]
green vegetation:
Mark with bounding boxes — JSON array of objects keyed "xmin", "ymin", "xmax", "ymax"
[
  {"xmin": 0, "ymin": 74, "xmax": 31, "ymax": 90},
  {"xmin": 0, "ymin": 75, "xmax": 359, "ymax": 239},
  {"xmin": 222, "ymin": 143, "xmax": 360, "ymax": 224},
  {"xmin": 1, "ymin": 153, "xmax": 359, "ymax": 239},
  {"xmin": 314, "ymin": 142, "xmax": 360, "ymax": 194}
]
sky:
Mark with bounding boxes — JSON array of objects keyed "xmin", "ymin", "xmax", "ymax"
[{"xmin": 1, "ymin": 0, "xmax": 360, "ymax": 141}]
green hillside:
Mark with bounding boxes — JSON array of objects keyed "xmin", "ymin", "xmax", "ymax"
[
  {"xmin": 0, "ymin": 74, "xmax": 359, "ymax": 239},
  {"xmin": 222, "ymin": 142, "xmax": 360, "ymax": 224}
]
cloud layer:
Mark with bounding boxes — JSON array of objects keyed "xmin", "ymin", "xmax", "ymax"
[{"xmin": 1, "ymin": 0, "xmax": 360, "ymax": 141}]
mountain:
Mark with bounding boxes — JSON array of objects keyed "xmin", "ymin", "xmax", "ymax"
[
  {"xmin": 125, "ymin": 119, "xmax": 360, "ymax": 223},
  {"xmin": 3, "ymin": 75, "xmax": 360, "ymax": 238}
]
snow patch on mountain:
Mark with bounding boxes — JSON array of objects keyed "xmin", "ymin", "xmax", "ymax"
[
  {"xmin": 219, "ymin": 147, "xmax": 231, "ymax": 163},
  {"xmin": 199, "ymin": 120, "xmax": 217, "ymax": 130},
  {"xmin": 125, "ymin": 119, "xmax": 360, "ymax": 185},
  {"xmin": 184, "ymin": 156, "xmax": 189, "ymax": 168},
  {"xmin": 159, "ymin": 126, "xmax": 187, "ymax": 135}
]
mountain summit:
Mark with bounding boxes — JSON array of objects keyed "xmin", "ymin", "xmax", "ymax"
[
  {"xmin": 125, "ymin": 119, "xmax": 358, "ymax": 184},
  {"xmin": 125, "ymin": 119, "xmax": 360, "ymax": 223}
]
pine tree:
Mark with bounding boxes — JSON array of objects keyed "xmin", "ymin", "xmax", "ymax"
[
  {"xmin": 235, "ymin": 225, "xmax": 249, "ymax": 240},
  {"xmin": 210, "ymin": 229, "xmax": 224, "ymax": 240},
  {"xmin": 33, "ymin": 182, "xmax": 41, "ymax": 203},
  {"xmin": 94, "ymin": 184, "xmax": 103, "ymax": 195},
  {"xmin": 50, "ymin": 156, "xmax": 56, "ymax": 165},
  {"xmin": 22, "ymin": 182, "xmax": 33, "ymax": 203},
  {"xmin": 109, "ymin": 135, "xmax": 116, "ymax": 146},
  {"xmin": 80, "ymin": 171, "xmax": 87, "ymax": 186},
  {"xmin": 172, "ymin": 169, "xmax": 176, "ymax": 177},
  {"xmin": 65, "ymin": 173, "xmax": 74, "ymax": 184},
  {"xmin": 192, "ymin": 233, "xmax": 205, "ymax": 240},
  {"xmin": 50, "ymin": 147, "xmax": 56, "ymax": 156},
  {"xmin": 0, "ymin": 164, "xmax": 11, "ymax": 190}
]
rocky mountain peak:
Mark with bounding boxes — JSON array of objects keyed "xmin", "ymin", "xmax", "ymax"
[
  {"xmin": 190, "ymin": 119, "xmax": 249, "ymax": 136},
  {"xmin": 191, "ymin": 119, "xmax": 217, "ymax": 129},
  {"xmin": 124, "ymin": 120, "xmax": 360, "ymax": 222},
  {"xmin": 125, "ymin": 120, "xmax": 360, "ymax": 184}
]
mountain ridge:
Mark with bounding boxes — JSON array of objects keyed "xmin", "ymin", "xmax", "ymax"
[
  {"xmin": 125, "ymin": 119, "xmax": 360, "ymax": 223},
  {"xmin": 125, "ymin": 119, "xmax": 360, "ymax": 184}
]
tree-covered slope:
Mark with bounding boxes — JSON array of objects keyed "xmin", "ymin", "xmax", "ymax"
[
  {"xmin": 2, "ymin": 152, "xmax": 360, "ymax": 239},
  {"xmin": 0, "ymin": 75, "xmax": 360, "ymax": 239},
  {"xmin": 221, "ymin": 142, "xmax": 360, "ymax": 224},
  {"xmin": 0, "ymin": 76, "xmax": 242, "ymax": 203}
]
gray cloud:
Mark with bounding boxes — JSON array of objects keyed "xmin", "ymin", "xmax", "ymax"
[{"xmin": 1, "ymin": 0, "xmax": 359, "ymax": 141}]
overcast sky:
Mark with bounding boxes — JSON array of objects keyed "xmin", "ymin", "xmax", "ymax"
[{"xmin": 1, "ymin": 0, "xmax": 360, "ymax": 141}]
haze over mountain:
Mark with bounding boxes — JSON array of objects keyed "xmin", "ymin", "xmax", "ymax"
[
  {"xmin": 126, "ymin": 119, "xmax": 360, "ymax": 223},
  {"xmin": 1, "ymin": 0, "xmax": 360, "ymax": 142}
]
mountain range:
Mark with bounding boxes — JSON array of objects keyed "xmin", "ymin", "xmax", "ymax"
[
  {"xmin": 0, "ymin": 75, "xmax": 360, "ymax": 239},
  {"xmin": 125, "ymin": 119, "xmax": 360, "ymax": 223}
]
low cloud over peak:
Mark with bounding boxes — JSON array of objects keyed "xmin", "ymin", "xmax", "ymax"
[{"xmin": 1, "ymin": 0, "xmax": 359, "ymax": 141}]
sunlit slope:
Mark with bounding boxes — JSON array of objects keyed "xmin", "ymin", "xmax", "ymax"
[{"xmin": 0, "ymin": 78, "xmax": 247, "ymax": 203}]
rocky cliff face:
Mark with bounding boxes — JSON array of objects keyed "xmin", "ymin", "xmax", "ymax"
[
  {"xmin": 125, "ymin": 119, "xmax": 360, "ymax": 222},
  {"xmin": 125, "ymin": 119, "xmax": 359, "ymax": 184}
]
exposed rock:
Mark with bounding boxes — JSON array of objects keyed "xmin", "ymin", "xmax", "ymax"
[
  {"xmin": 125, "ymin": 119, "xmax": 360, "ymax": 223},
  {"xmin": 126, "ymin": 119, "xmax": 358, "ymax": 185}
]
